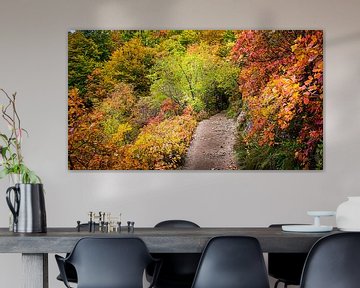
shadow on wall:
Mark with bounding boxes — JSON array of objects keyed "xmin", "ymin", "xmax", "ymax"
[
  {"xmin": 327, "ymin": 31, "xmax": 360, "ymax": 47},
  {"xmin": 94, "ymin": 0, "xmax": 179, "ymax": 28}
]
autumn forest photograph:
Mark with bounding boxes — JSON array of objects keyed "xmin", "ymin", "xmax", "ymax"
[{"xmin": 68, "ymin": 30, "xmax": 323, "ymax": 170}]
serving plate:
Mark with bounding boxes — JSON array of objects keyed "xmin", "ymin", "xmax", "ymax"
[{"xmin": 282, "ymin": 224, "xmax": 333, "ymax": 232}]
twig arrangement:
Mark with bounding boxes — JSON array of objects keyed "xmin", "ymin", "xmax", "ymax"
[{"xmin": 0, "ymin": 88, "xmax": 40, "ymax": 183}]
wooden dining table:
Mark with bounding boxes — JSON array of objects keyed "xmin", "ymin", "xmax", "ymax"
[{"xmin": 0, "ymin": 226, "xmax": 339, "ymax": 288}]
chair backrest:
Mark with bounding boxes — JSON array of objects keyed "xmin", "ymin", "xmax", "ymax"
[
  {"xmin": 67, "ymin": 237, "xmax": 154, "ymax": 288},
  {"xmin": 155, "ymin": 220, "xmax": 200, "ymax": 228},
  {"xmin": 151, "ymin": 220, "xmax": 201, "ymax": 286},
  {"xmin": 191, "ymin": 236, "xmax": 270, "ymax": 288},
  {"xmin": 268, "ymin": 224, "xmax": 308, "ymax": 285},
  {"xmin": 300, "ymin": 232, "xmax": 360, "ymax": 288}
]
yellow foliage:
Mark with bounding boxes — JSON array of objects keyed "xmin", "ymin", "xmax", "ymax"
[
  {"xmin": 111, "ymin": 123, "xmax": 133, "ymax": 145},
  {"xmin": 116, "ymin": 114, "xmax": 197, "ymax": 170}
]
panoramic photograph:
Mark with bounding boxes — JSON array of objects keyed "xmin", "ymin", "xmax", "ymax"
[{"xmin": 68, "ymin": 30, "xmax": 323, "ymax": 170}]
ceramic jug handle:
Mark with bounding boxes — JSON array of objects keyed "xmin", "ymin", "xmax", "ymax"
[{"xmin": 6, "ymin": 186, "xmax": 20, "ymax": 224}]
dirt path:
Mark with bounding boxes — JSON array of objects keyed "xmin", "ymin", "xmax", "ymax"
[{"xmin": 183, "ymin": 111, "xmax": 238, "ymax": 170}]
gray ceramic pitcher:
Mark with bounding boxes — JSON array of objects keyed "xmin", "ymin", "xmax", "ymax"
[{"xmin": 6, "ymin": 183, "xmax": 47, "ymax": 233}]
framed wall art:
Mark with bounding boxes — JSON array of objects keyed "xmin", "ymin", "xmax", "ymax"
[{"xmin": 68, "ymin": 30, "xmax": 323, "ymax": 170}]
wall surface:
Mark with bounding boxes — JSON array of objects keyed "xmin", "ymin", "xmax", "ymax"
[{"xmin": 1, "ymin": 0, "xmax": 360, "ymax": 287}]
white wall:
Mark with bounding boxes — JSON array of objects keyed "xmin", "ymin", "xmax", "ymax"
[{"xmin": 1, "ymin": 0, "xmax": 360, "ymax": 287}]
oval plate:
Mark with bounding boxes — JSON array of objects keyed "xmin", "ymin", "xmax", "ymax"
[{"xmin": 282, "ymin": 225, "xmax": 333, "ymax": 232}]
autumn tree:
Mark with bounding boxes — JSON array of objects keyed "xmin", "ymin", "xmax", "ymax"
[
  {"xmin": 68, "ymin": 87, "xmax": 111, "ymax": 170},
  {"xmin": 99, "ymin": 83, "xmax": 137, "ymax": 143},
  {"xmin": 102, "ymin": 38, "xmax": 156, "ymax": 94},
  {"xmin": 68, "ymin": 85, "xmax": 131, "ymax": 170},
  {"xmin": 198, "ymin": 30, "xmax": 237, "ymax": 57},
  {"xmin": 232, "ymin": 30, "xmax": 323, "ymax": 169}
]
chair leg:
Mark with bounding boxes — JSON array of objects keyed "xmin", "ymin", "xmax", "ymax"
[{"xmin": 274, "ymin": 280, "xmax": 289, "ymax": 288}]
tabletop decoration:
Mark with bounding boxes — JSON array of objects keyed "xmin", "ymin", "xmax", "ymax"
[
  {"xmin": 336, "ymin": 196, "xmax": 360, "ymax": 231},
  {"xmin": 282, "ymin": 211, "xmax": 335, "ymax": 233},
  {"xmin": 0, "ymin": 88, "xmax": 46, "ymax": 233}
]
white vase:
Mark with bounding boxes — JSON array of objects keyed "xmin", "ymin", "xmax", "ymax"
[
  {"xmin": 9, "ymin": 173, "xmax": 21, "ymax": 185},
  {"xmin": 336, "ymin": 196, "xmax": 360, "ymax": 231}
]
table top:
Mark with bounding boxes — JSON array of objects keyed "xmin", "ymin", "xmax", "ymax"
[{"xmin": 0, "ymin": 227, "xmax": 340, "ymax": 254}]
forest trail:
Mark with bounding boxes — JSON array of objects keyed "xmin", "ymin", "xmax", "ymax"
[{"xmin": 183, "ymin": 111, "xmax": 238, "ymax": 170}]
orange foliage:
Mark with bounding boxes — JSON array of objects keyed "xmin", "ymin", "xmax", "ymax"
[
  {"xmin": 232, "ymin": 30, "xmax": 323, "ymax": 169},
  {"xmin": 69, "ymin": 85, "xmax": 197, "ymax": 170},
  {"xmin": 68, "ymin": 85, "xmax": 127, "ymax": 170},
  {"xmin": 68, "ymin": 88, "xmax": 85, "ymax": 128},
  {"xmin": 147, "ymin": 98, "xmax": 181, "ymax": 125}
]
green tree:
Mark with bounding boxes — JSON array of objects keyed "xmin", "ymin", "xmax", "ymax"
[
  {"xmin": 150, "ymin": 44, "xmax": 240, "ymax": 113},
  {"xmin": 102, "ymin": 38, "xmax": 156, "ymax": 95},
  {"xmin": 68, "ymin": 31, "xmax": 100, "ymax": 95},
  {"xmin": 179, "ymin": 30, "xmax": 200, "ymax": 47},
  {"xmin": 82, "ymin": 30, "xmax": 115, "ymax": 61}
]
